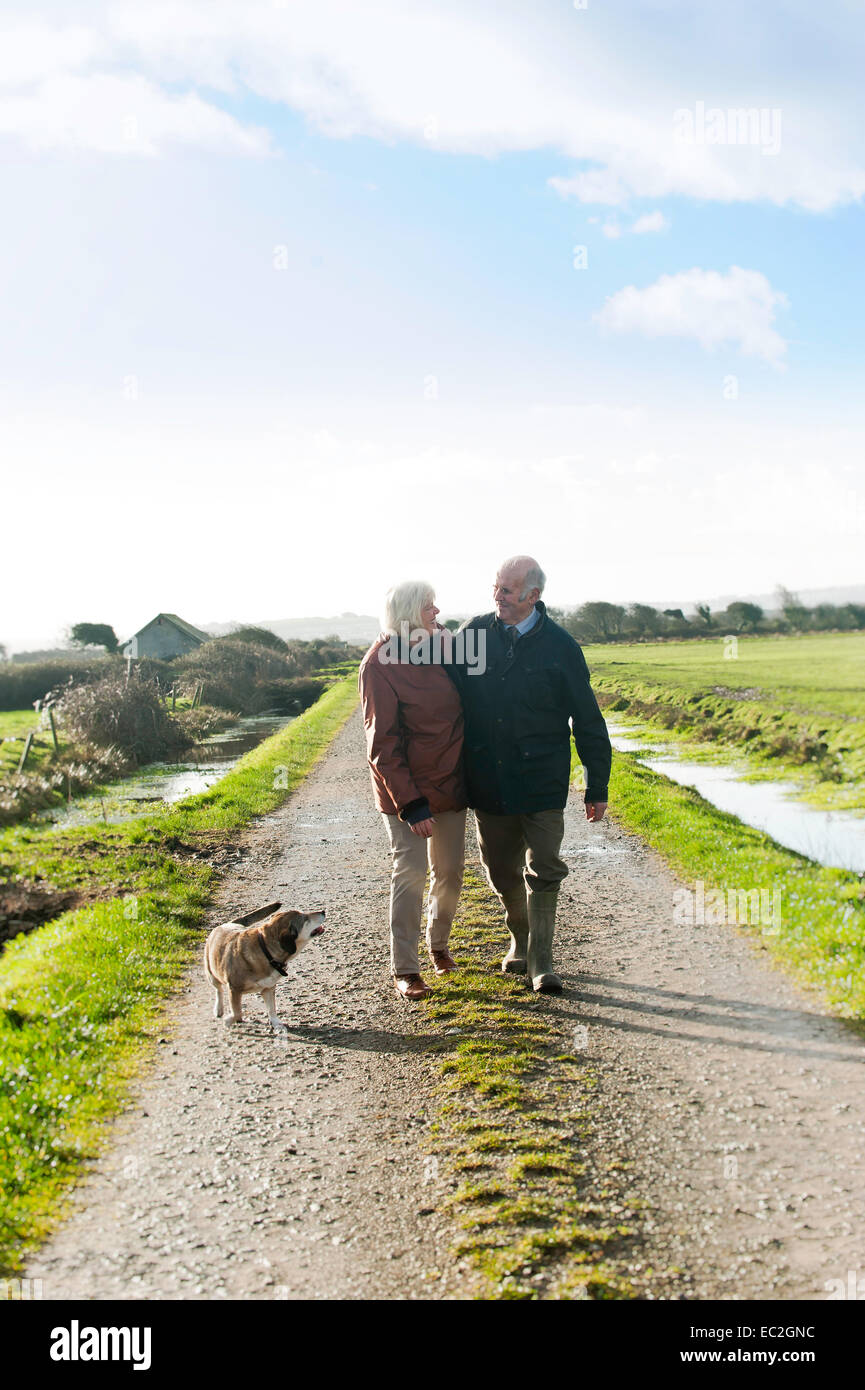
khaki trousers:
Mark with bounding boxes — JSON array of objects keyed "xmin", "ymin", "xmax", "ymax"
[
  {"xmin": 382, "ymin": 809, "xmax": 467, "ymax": 976},
  {"xmin": 474, "ymin": 809, "xmax": 568, "ymax": 900}
]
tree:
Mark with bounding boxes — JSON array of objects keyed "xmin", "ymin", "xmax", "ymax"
[
  {"xmin": 70, "ymin": 623, "xmax": 119, "ymax": 653},
  {"xmin": 812, "ymin": 604, "xmax": 843, "ymax": 630},
  {"xmin": 725, "ymin": 601, "xmax": 763, "ymax": 632},
  {"xmin": 663, "ymin": 608, "xmax": 686, "ymax": 622},
  {"xmin": 775, "ymin": 586, "xmax": 810, "ymax": 630},
  {"xmin": 695, "ymin": 604, "xmax": 713, "ymax": 627},
  {"xmin": 442, "ymin": 619, "xmax": 460, "ymax": 632},
  {"xmin": 0, "ymin": 642, "xmax": 7, "ymax": 662},
  {"xmin": 569, "ymin": 602, "xmax": 627, "ymax": 641},
  {"xmin": 627, "ymin": 603, "xmax": 663, "ymax": 637}
]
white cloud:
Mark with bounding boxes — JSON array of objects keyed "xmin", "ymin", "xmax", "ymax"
[
  {"xmin": 631, "ymin": 211, "xmax": 670, "ymax": 235},
  {"xmin": 0, "ymin": 71, "xmax": 272, "ymax": 155},
  {"xmin": 593, "ymin": 267, "xmax": 789, "ymax": 366},
  {"xmin": 109, "ymin": 0, "xmax": 865, "ymax": 210},
  {"xmin": 0, "ymin": 3, "xmax": 862, "ymax": 209},
  {"xmin": 601, "ymin": 211, "xmax": 669, "ymax": 238},
  {"xmin": 0, "ymin": 24, "xmax": 105, "ymax": 87}
]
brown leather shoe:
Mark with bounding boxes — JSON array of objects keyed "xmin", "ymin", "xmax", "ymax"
[
  {"xmin": 394, "ymin": 973, "xmax": 433, "ymax": 1000},
  {"xmin": 429, "ymin": 949, "xmax": 457, "ymax": 975}
]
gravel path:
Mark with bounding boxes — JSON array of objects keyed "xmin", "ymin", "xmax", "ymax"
[{"xmin": 28, "ymin": 710, "xmax": 865, "ymax": 1300}]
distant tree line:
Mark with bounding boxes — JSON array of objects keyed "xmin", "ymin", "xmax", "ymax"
[{"xmin": 549, "ymin": 588, "xmax": 865, "ymax": 644}]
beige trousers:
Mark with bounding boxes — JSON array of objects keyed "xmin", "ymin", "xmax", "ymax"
[{"xmin": 382, "ymin": 809, "xmax": 467, "ymax": 975}]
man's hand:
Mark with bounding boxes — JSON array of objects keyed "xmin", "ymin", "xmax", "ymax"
[
  {"xmin": 410, "ymin": 817, "xmax": 436, "ymax": 837},
  {"xmin": 585, "ymin": 801, "xmax": 608, "ymax": 823}
]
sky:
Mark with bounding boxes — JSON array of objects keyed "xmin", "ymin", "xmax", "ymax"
[{"xmin": 1, "ymin": 0, "xmax": 863, "ymax": 651}]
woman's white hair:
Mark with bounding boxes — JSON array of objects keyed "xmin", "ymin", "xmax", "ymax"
[{"xmin": 382, "ymin": 580, "xmax": 435, "ymax": 635}]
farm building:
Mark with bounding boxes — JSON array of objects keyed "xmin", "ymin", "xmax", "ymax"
[{"xmin": 121, "ymin": 613, "xmax": 211, "ymax": 661}]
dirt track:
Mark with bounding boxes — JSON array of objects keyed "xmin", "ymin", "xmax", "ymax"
[{"xmin": 28, "ymin": 710, "xmax": 865, "ymax": 1300}]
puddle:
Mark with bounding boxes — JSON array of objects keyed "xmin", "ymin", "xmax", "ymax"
[
  {"xmin": 40, "ymin": 712, "xmax": 295, "ymax": 829},
  {"xmin": 608, "ymin": 723, "xmax": 865, "ymax": 873}
]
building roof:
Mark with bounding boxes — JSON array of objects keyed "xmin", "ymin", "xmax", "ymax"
[{"xmin": 130, "ymin": 613, "xmax": 211, "ymax": 643}]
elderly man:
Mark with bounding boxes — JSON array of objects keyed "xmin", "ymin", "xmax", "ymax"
[{"xmin": 457, "ymin": 557, "xmax": 611, "ymax": 992}]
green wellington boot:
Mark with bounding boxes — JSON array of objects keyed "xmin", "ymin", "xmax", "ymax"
[
  {"xmin": 500, "ymin": 891, "xmax": 529, "ymax": 974},
  {"xmin": 527, "ymin": 890, "xmax": 563, "ymax": 993}
]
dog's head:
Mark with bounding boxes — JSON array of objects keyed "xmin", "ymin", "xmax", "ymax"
[{"xmin": 271, "ymin": 908, "xmax": 326, "ymax": 958}]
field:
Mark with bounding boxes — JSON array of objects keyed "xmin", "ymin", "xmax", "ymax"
[
  {"xmin": 582, "ymin": 632, "xmax": 865, "ymax": 809},
  {"xmin": 583, "ymin": 632, "xmax": 865, "ymax": 717}
]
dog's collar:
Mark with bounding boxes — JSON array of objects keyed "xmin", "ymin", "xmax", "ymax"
[{"xmin": 257, "ymin": 931, "xmax": 288, "ymax": 977}]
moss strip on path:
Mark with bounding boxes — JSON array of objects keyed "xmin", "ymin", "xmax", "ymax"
[
  {"xmin": 606, "ymin": 752, "xmax": 865, "ymax": 1022},
  {"xmin": 423, "ymin": 869, "xmax": 640, "ymax": 1301},
  {"xmin": 0, "ymin": 677, "xmax": 359, "ymax": 1277}
]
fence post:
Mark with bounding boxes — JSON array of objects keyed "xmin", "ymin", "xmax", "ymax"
[{"xmin": 16, "ymin": 731, "xmax": 34, "ymax": 774}]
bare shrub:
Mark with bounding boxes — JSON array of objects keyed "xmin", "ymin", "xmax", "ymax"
[
  {"xmin": 56, "ymin": 675, "xmax": 189, "ymax": 765},
  {"xmin": 176, "ymin": 638, "xmax": 301, "ymax": 711},
  {"xmin": 254, "ymin": 676, "xmax": 327, "ymax": 713},
  {"xmin": 172, "ymin": 705, "xmax": 237, "ymax": 741}
]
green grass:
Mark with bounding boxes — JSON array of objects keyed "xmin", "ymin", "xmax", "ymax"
[
  {"xmin": 583, "ymin": 632, "xmax": 865, "ymax": 809},
  {"xmin": 421, "ymin": 870, "xmax": 639, "ymax": 1300},
  {"xmin": 0, "ymin": 710, "xmax": 64, "ymax": 775},
  {"xmin": 0, "ymin": 676, "xmax": 359, "ymax": 1277},
  {"xmin": 584, "ymin": 632, "xmax": 865, "ymax": 718},
  {"xmin": 606, "ymin": 750, "xmax": 865, "ymax": 1020}
]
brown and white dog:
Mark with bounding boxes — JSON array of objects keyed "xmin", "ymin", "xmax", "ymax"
[{"xmin": 204, "ymin": 907, "xmax": 326, "ymax": 1029}]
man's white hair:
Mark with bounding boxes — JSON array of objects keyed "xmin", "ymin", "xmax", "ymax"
[
  {"xmin": 499, "ymin": 555, "xmax": 547, "ymax": 600},
  {"xmin": 382, "ymin": 580, "xmax": 435, "ymax": 635}
]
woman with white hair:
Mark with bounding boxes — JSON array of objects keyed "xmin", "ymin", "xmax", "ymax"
[{"xmin": 358, "ymin": 581, "xmax": 466, "ymax": 1000}]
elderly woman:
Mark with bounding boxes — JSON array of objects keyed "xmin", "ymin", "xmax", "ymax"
[{"xmin": 358, "ymin": 581, "xmax": 466, "ymax": 1000}]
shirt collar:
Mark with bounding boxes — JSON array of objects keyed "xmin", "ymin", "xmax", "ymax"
[{"xmin": 506, "ymin": 605, "xmax": 540, "ymax": 636}]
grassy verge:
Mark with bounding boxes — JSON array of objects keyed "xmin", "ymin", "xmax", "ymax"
[
  {"xmin": 606, "ymin": 751, "xmax": 865, "ymax": 1020},
  {"xmin": 593, "ymin": 674, "xmax": 865, "ymax": 811},
  {"xmin": 0, "ymin": 676, "xmax": 359, "ymax": 1277},
  {"xmin": 422, "ymin": 869, "xmax": 640, "ymax": 1300}
]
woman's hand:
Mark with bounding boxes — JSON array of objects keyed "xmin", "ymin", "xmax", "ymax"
[{"xmin": 410, "ymin": 817, "xmax": 436, "ymax": 837}]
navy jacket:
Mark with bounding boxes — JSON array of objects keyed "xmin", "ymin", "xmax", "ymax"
[{"xmin": 452, "ymin": 602, "xmax": 611, "ymax": 814}]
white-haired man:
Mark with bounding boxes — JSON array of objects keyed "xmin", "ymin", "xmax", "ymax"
[{"xmin": 455, "ymin": 556, "xmax": 611, "ymax": 992}]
